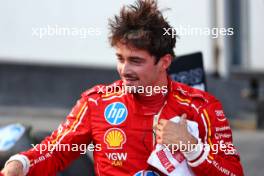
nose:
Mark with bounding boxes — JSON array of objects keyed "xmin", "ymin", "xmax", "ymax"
[{"xmin": 120, "ymin": 60, "xmax": 131, "ymax": 75}]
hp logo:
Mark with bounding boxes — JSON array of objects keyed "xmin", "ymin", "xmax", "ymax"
[{"xmin": 104, "ymin": 102, "xmax": 128, "ymax": 125}]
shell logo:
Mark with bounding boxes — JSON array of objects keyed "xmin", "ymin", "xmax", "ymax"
[{"xmin": 104, "ymin": 128, "xmax": 126, "ymax": 149}]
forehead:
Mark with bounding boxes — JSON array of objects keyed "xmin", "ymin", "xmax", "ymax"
[{"xmin": 115, "ymin": 43, "xmax": 153, "ymax": 58}]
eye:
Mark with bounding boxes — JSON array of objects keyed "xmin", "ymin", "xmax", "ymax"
[
  {"xmin": 117, "ymin": 57, "xmax": 124, "ymax": 63},
  {"xmin": 130, "ymin": 58, "xmax": 144, "ymax": 65},
  {"xmin": 131, "ymin": 59, "xmax": 141, "ymax": 63}
]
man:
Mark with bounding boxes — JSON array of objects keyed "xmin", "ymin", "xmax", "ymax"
[{"xmin": 1, "ymin": 0, "xmax": 244, "ymax": 175}]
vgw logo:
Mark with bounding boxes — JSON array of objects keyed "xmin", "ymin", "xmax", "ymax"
[
  {"xmin": 104, "ymin": 102, "xmax": 128, "ymax": 125},
  {"xmin": 105, "ymin": 153, "xmax": 127, "ymax": 161}
]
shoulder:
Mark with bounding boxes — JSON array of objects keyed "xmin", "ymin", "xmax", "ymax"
[
  {"xmin": 170, "ymin": 81, "xmax": 219, "ymax": 112},
  {"xmin": 81, "ymin": 80, "xmax": 124, "ymax": 100}
]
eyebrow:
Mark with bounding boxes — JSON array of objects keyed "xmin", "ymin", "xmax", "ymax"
[
  {"xmin": 128, "ymin": 56, "xmax": 144, "ymax": 61},
  {"xmin": 116, "ymin": 53, "xmax": 122, "ymax": 58},
  {"xmin": 116, "ymin": 54, "xmax": 144, "ymax": 61}
]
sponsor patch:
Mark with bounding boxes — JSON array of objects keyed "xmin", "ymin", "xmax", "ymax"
[
  {"xmin": 215, "ymin": 110, "xmax": 224, "ymax": 116},
  {"xmin": 156, "ymin": 150, "xmax": 175, "ymax": 173},
  {"xmin": 215, "ymin": 110, "xmax": 226, "ymax": 121},
  {"xmin": 104, "ymin": 102, "xmax": 128, "ymax": 125},
  {"xmin": 172, "ymin": 151, "xmax": 185, "ymax": 163},
  {"xmin": 215, "ymin": 133, "xmax": 232, "ymax": 140},
  {"xmin": 105, "ymin": 152, "xmax": 127, "ymax": 166},
  {"xmin": 134, "ymin": 170, "xmax": 160, "ymax": 176},
  {"xmin": 104, "ymin": 128, "xmax": 126, "ymax": 149},
  {"xmin": 215, "ymin": 126, "xmax": 230, "ymax": 132}
]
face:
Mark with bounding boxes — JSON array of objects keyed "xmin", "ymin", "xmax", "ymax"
[{"xmin": 115, "ymin": 43, "xmax": 170, "ymax": 89}]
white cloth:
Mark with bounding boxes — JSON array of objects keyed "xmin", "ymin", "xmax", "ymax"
[{"xmin": 147, "ymin": 116, "xmax": 199, "ymax": 176}]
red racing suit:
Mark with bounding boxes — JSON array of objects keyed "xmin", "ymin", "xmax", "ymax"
[{"xmin": 14, "ymin": 79, "xmax": 243, "ymax": 176}]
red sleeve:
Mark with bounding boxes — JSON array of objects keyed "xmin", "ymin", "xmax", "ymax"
[
  {"xmin": 20, "ymin": 95, "xmax": 92, "ymax": 176},
  {"xmin": 184, "ymin": 101, "xmax": 244, "ymax": 176}
]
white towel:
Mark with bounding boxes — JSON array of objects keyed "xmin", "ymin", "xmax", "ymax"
[{"xmin": 147, "ymin": 116, "xmax": 199, "ymax": 176}]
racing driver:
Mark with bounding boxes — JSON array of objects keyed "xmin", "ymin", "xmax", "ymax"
[{"xmin": 1, "ymin": 0, "xmax": 244, "ymax": 175}]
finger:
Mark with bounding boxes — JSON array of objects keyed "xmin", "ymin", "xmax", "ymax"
[
  {"xmin": 155, "ymin": 125, "xmax": 164, "ymax": 137},
  {"xmin": 155, "ymin": 125, "xmax": 162, "ymax": 134},
  {"xmin": 159, "ymin": 119, "xmax": 167, "ymax": 126},
  {"xmin": 156, "ymin": 139, "xmax": 162, "ymax": 144},
  {"xmin": 181, "ymin": 113, "xmax": 187, "ymax": 119},
  {"xmin": 180, "ymin": 113, "xmax": 187, "ymax": 123},
  {"xmin": 179, "ymin": 114, "xmax": 187, "ymax": 129},
  {"xmin": 156, "ymin": 136, "xmax": 162, "ymax": 144},
  {"xmin": 153, "ymin": 124, "xmax": 157, "ymax": 130},
  {"xmin": 156, "ymin": 130, "xmax": 161, "ymax": 137}
]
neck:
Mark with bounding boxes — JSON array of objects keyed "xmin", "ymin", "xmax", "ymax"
[
  {"xmin": 139, "ymin": 73, "xmax": 168, "ymax": 97},
  {"xmin": 134, "ymin": 83, "xmax": 168, "ymax": 114},
  {"xmin": 134, "ymin": 74, "xmax": 168, "ymax": 113}
]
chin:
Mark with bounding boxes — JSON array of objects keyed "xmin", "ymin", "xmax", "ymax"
[
  {"xmin": 124, "ymin": 83, "xmax": 137, "ymax": 88},
  {"xmin": 122, "ymin": 80, "xmax": 138, "ymax": 87}
]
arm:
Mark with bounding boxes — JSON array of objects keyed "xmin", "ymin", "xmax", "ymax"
[
  {"xmin": 183, "ymin": 101, "xmax": 244, "ymax": 176},
  {"xmin": 3, "ymin": 95, "xmax": 92, "ymax": 176}
]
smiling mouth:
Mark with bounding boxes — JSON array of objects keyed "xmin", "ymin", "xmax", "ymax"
[{"xmin": 124, "ymin": 77, "xmax": 138, "ymax": 82}]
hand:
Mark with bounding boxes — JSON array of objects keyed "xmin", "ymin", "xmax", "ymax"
[
  {"xmin": 155, "ymin": 114, "xmax": 198, "ymax": 152},
  {"xmin": 1, "ymin": 160, "xmax": 24, "ymax": 176}
]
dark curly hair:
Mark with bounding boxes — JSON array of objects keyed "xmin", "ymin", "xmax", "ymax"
[{"xmin": 109, "ymin": 0, "xmax": 176, "ymax": 63}]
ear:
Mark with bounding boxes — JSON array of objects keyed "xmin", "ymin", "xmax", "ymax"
[{"xmin": 158, "ymin": 54, "xmax": 172, "ymax": 70}]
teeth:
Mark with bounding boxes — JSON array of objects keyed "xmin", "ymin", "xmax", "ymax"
[
  {"xmin": 126, "ymin": 79, "xmax": 136, "ymax": 81},
  {"xmin": 125, "ymin": 78, "xmax": 137, "ymax": 81}
]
